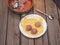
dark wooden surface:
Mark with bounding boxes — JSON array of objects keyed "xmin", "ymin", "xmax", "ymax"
[{"xmin": 0, "ymin": 0, "xmax": 60, "ymax": 45}]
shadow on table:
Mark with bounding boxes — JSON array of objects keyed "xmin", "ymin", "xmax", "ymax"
[
  {"xmin": 53, "ymin": 0, "xmax": 60, "ymax": 25},
  {"xmin": 53, "ymin": 0, "xmax": 60, "ymax": 9}
]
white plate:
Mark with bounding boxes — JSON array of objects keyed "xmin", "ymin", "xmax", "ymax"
[{"xmin": 19, "ymin": 14, "xmax": 47, "ymax": 38}]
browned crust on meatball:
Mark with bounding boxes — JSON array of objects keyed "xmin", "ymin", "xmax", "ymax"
[
  {"xmin": 31, "ymin": 28, "xmax": 37, "ymax": 34},
  {"xmin": 26, "ymin": 25, "xmax": 32, "ymax": 31},
  {"xmin": 35, "ymin": 22, "xmax": 41, "ymax": 27}
]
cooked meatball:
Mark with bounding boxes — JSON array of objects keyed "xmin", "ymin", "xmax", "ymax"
[
  {"xmin": 26, "ymin": 25, "xmax": 32, "ymax": 31},
  {"xmin": 35, "ymin": 22, "xmax": 41, "ymax": 27},
  {"xmin": 31, "ymin": 28, "xmax": 37, "ymax": 34}
]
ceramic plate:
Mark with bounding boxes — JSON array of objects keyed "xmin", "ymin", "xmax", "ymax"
[{"xmin": 19, "ymin": 14, "xmax": 47, "ymax": 38}]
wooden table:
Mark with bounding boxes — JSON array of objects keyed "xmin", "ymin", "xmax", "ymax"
[{"xmin": 0, "ymin": 0, "xmax": 60, "ymax": 45}]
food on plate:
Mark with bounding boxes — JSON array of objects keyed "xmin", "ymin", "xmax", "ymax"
[
  {"xmin": 26, "ymin": 25, "xmax": 32, "ymax": 31},
  {"xmin": 35, "ymin": 22, "xmax": 41, "ymax": 27},
  {"xmin": 20, "ymin": 15, "xmax": 44, "ymax": 36},
  {"xmin": 31, "ymin": 28, "xmax": 37, "ymax": 34}
]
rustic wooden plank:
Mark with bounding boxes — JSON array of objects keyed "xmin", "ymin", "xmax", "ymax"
[
  {"xmin": 57, "ymin": 7, "xmax": 60, "ymax": 45},
  {"xmin": 45, "ymin": 0, "xmax": 60, "ymax": 45},
  {"xmin": 29, "ymin": 39, "xmax": 34, "ymax": 45},
  {"xmin": 42, "ymin": 0, "xmax": 49, "ymax": 45},
  {"xmin": 28, "ymin": 7, "xmax": 34, "ymax": 45},
  {"xmin": 6, "ymin": 11, "xmax": 14, "ymax": 45},
  {"xmin": 34, "ymin": 0, "xmax": 48, "ymax": 45},
  {"xmin": 34, "ymin": 0, "xmax": 42, "ymax": 45},
  {"xmin": 6, "ymin": 10, "xmax": 20, "ymax": 45},
  {"xmin": 20, "ymin": 13, "xmax": 29, "ymax": 45},
  {"xmin": 42, "ymin": 32, "xmax": 48, "ymax": 45},
  {"xmin": 57, "ymin": 8, "xmax": 60, "ymax": 25},
  {"xmin": 21, "ymin": 34, "xmax": 29, "ymax": 45},
  {"xmin": 20, "ymin": 8, "xmax": 34, "ymax": 45},
  {"xmin": 7, "ymin": 1, "xmax": 34, "ymax": 45},
  {"xmin": 13, "ymin": 14, "xmax": 21, "ymax": 45},
  {"xmin": 54, "ymin": 0, "xmax": 60, "ymax": 43},
  {"xmin": 0, "ymin": 0, "xmax": 8, "ymax": 45}
]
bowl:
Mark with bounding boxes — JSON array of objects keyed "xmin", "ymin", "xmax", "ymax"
[{"xmin": 8, "ymin": 0, "xmax": 33, "ymax": 13}]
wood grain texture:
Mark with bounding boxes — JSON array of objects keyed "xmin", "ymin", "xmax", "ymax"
[
  {"xmin": 57, "ymin": 8, "xmax": 60, "ymax": 25},
  {"xmin": 28, "ymin": 7, "xmax": 34, "ymax": 45},
  {"xmin": 57, "ymin": 7, "xmax": 60, "ymax": 45},
  {"xmin": 0, "ymin": 0, "xmax": 8, "ymax": 45},
  {"xmin": 20, "ymin": 14, "xmax": 29, "ymax": 45},
  {"xmin": 0, "ymin": 0, "xmax": 60, "ymax": 45},
  {"xmin": 6, "ymin": 10, "xmax": 20, "ymax": 45},
  {"xmin": 45, "ymin": 0, "xmax": 60, "ymax": 45},
  {"xmin": 34, "ymin": 0, "xmax": 48, "ymax": 45},
  {"xmin": 20, "ymin": 6, "xmax": 34, "ymax": 45}
]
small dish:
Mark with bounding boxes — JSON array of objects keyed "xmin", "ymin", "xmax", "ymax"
[
  {"xmin": 19, "ymin": 14, "xmax": 47, "ymax": 38},
  {"xmin": 8, "ymin": 0, "xmax": 33, "ymax": 13}
]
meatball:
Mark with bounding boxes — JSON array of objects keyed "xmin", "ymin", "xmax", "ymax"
[
  {"xmin": 35, "ymin": 22, "xmax": 41, "ymax": 27},
  {"xmin": 31, "ymin": 28, "xmax": 37, "ymax": 34},
  {"xmin": 26, "ymin": 25, "xmax": 32, "ymax": 31}
]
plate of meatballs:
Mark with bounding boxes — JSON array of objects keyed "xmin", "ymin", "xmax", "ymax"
[{"xmin": 19, "ymin": 14, "xmax": 47, "ymax": 38}]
